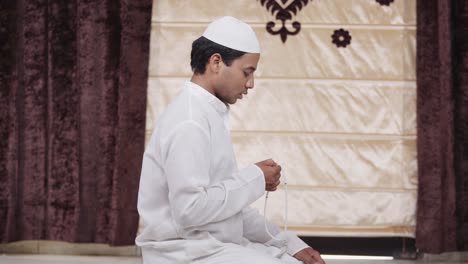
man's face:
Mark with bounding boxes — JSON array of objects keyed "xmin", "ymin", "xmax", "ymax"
[{"xmin": 214, "ymin": 53, "xmax": 260, "ymax": 105}]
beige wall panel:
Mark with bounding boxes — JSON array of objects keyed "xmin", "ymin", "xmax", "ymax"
[
  {"xmin": 402, "ymin": 30, "xmax": 417, "ymax": 88},
  {"xmin": 231, "ymin": 79, "xmax": 417, "ymax": 134},
  {"xmin": 148, "ymin": 25, "xmax": 416, "ymax": 81},
  {"xmin": 256, "ymin": 27, "xmax": 416, "ymax": 80},
  {"xmin": 232, "ymin": 133, "xmax": 417, "ymax": 189},
  {"xmin": 283, "ymin": 225, "xmax": 415, "ymax": 237},
  {"xmin": 147, "ymin": 78, "xmax": 416, "ymax": 135},
  {"xmin": 402, "ymin": 138, "xmax": 418, "ymax": 186},
  {"xmin": 147, "ymin": 0, "xmax": 417, "ymax": 237},
  {"xmin": 402, "ymin": 84, "xmax": 417, "ymax": 134},
  {"xmin": 147, "ymin": 25, "xmax": 197, "ymax": 77},
  {"xmin": 251, "ymin": 188, "xmax": 416, "ymax": 237},
  {"xmin": 152, "ymin": 0, "xmax": 416, "ymax": 25},
  {"xmin": 145, "ymin": 78, "xmax": 183, "ymax": 133}
]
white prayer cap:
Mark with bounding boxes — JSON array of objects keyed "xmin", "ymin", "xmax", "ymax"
[{"xmin": 202, "ymin": 16, "xmax": 260, "ymax": 53}]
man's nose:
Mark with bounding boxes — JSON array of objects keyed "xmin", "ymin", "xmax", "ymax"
[{"xmin": 246, "ymin": 77, "xmax": 254, "ymax": 89}]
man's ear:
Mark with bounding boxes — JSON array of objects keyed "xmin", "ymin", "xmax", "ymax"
[{"xmin": 207, "ymin": 53, "xmax": 222, "ymax": 73}]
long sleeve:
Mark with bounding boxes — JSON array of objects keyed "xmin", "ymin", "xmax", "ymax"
[
  {"xmin": 242, "ymin": 205, "xmax": 310, "ymax": 256},
  {"xmin": 163, "ymin": 120, "xmax": 265, "ymax": 228}
]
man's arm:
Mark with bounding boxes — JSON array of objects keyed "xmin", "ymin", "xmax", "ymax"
[
  {"xmin": 242, "ymin": 206, "xmax": 310, "ymax": 256},
  {"xmin": 242, "ymin": 206, "xmax": 325, "ymax": 263},
  {"xmin": 163, "ymin": 120, "xmax": 265, "ymax": 228}
]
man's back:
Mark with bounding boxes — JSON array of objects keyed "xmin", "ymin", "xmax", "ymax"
[{"xmin": 136, "ymin": 81, "xmax": 264, "ymax": 246}]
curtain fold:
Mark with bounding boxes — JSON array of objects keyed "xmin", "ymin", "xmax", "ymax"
[
  {"xmin": 416, "ymin": 0, "xmax": 468, "ymax": 253},
  {"xmin": 0, "ymin": 0, "xmax": 152, "ymax": 245},
  {"xmin": 453, "ymin": 0, "xmax": 468, "ymax": 251}
]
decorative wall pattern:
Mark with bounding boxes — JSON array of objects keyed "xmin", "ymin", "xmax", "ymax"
[
  {"xmin": 376, "ymin": 0, "xmax": 395, "ymax": 6},
  {"xmin": 331, "ymin": 29, "xmax": 352, "ymax": 47},
  {"xmin": 146, "ymin": 0, "xmax": 417, "ymax": 237},
  {"xmin": 259, "ymin": 0, "xmax": 311, "ymax": 42}
]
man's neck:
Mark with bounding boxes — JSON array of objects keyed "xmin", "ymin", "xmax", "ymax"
[{"xmin": 190, "ymin": 74, "xmax": 215, "ymax": 95}]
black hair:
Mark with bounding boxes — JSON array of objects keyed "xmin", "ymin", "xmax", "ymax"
[{"xmin": 190, "ymin": 36, "xmax": 246, "ymax": 75}]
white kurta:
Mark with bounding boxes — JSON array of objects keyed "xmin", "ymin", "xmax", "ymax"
[{"xmin": 136, "ymin": 81, "xmax": 308, "ymax": 263}]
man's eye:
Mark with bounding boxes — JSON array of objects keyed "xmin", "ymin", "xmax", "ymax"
[{"xmin": 243, "ymin": 72, "xmax": 249, "ymax": 77}]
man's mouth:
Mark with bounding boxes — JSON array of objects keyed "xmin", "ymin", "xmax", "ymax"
[{"xmin": 239, "ymin": 91, "xmax": 248, "ymax": 99}]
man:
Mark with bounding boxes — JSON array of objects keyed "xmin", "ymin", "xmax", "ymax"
[{"xmin": 136, "ymin": 16, "xmax": 325, "ymax": 264}]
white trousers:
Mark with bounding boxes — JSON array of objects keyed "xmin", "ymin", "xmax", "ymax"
[{"xmin": 140, "ymin": 235, "xmax": 303, "ymax": 264}]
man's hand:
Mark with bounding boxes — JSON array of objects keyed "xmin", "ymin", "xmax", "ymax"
[
  {"xmin": 293, "ymin": 247, "xmax": 325, "ymax": 264},
  {"xmin": 255, "ymin": 159, "xmax": 281, "ymax": 191}
]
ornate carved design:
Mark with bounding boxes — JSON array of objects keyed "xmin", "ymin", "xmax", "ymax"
[
  {"xmin": 376, "ymin": 0, "xmax": 394, "ymax": 6},
  {"xmin": 258, "ymin": 0, "xmax": 312, "ymax": 43}
]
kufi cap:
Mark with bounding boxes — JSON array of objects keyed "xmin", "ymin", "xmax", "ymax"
[{"xmin": 202, "ymin": 16, "xmax": 260, "ymax": 53}]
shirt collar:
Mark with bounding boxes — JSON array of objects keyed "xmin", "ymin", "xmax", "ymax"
[{"xmin": 186, "ymin": 81, "xmax": 229, "ymax": 115}]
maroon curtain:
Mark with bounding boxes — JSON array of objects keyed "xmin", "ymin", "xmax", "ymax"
[
  {"xmin": 416, "ymin": 0, "xmax": 468, "ymax": 253},
  {"xmin": 0, "ymin": 0, "xmax": 152, "ymax": 245}
]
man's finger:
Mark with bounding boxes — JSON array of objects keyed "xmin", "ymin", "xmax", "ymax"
[
  {"xmin": 309, "ymin": 250, "xmax": 325, "ymax": 264},
  {"xmin": 274, "ymin": 172, "xmax": 281, "ymax": 180},
  {"xmin": 263, "ymin": 159, "xmax": 276, "ymax": 166},
  {"xmin": 266, "ymin": 180, "xmax": 280, "ymax": 189},
  {"xmin": 272, "ymin": 165, "xmax": 281, "ymax": 174},
  {"xmin": 274, "ymin": 179, "xmax": 280, "ymax": 187},
  {"xmin": 301, "ymin": 255, "xmax": 315, "ymax": 264}
]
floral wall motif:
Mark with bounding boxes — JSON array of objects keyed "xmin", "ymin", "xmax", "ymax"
[
  {"xmin": 331, "ymin": 29, "xmax": 352, "ymax": 47},
  {"xmin": 257, "ymin": 0, "xmax": 396, "ymax": 46}
]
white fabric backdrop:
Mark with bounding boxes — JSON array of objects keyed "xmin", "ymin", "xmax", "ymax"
[{"xmin": 145, "ymin": 0, "xmax": 417, "ymax": 237}]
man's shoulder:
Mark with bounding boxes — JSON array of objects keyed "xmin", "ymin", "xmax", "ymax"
[{"xmin": 157, "ymin": 92, "xmax": 210, "ymax": 135}]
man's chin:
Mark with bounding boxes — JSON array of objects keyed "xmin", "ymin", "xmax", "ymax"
[{"xmin": 227, "ymin": 98, "xmax": 238, "ymax": 105}]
